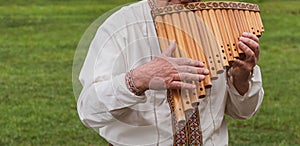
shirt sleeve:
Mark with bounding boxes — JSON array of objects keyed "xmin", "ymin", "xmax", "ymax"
[
  {"xmin": 225, "ymin": 65, "xmax": 264, "ymax": 120},
  {"xmin": 76, "ymin": 16, "xmax": 147, "ymax": 129}
]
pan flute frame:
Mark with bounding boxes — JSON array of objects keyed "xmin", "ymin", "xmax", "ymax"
[{"xmin": 151, "ymin": 1, "xmax": 264, "ymax": 123}]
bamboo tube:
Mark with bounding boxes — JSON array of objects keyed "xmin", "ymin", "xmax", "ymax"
[
  {"xmin": 173, "ymin": 89, "xmax": 186, "ymax": 123},
  {"xmin": 179, "ymin": 11, "xmax": 199, "ymax": 106},
  {"xmin": 240, "ymin": 10, "xmax": 252, "ymax": 56},
  {"xmin": 238, "ymin": 11, "xmax": 247, "ymax": 32},
  {"xmin": 157, "ymin": 17, "xmax": 199, "ymax": 109},
  {"xmin": 215, "ymin": 9, "xmax": 233, "ymax": 64},
  {"xmin": 255, "ymin": 11, "xmax": 264, "ymax": 33},
  {"xmin": 163, "ymin": 14, "xmax": 186, "ymax": 123},
  {"xmin": 221, "ymin": 9, "xmax": 239, "ymax": 60},
  {"xmin": 181, "ymin": 12, "xmax": 211, "ymax": 99},
  {"xmin": 187, "ymin": 11, "xmax": 212, "ymax": 88},
  {"xmin": 233, "ymin": 10, "xmax": 243, "ymax": 35},
  {"xmin": 239, "ymin": 10, "xmax": 251, "ymax": 57},
  {"xmin": 163, "ymin": 14, "xmax": 180, "ymax": 57},
  {"xmin": 233, "ymin": 10, "xmax": 245, "ymax": 54},
  {"xmin": 226, "ymin": 9, "xmax": 240, "ymax": 58},
  {"xmin": 227, "ymin": 10, "xmax": 240, "ymax": 41},
  {"xmin": 179, "ymin": 11, "xmax": 206, "ymax": 102},
  {"xmin": 205, "ymin": 9, "xmax": 226, "ymax": 72},
  {"xmin": 239, "ymin": 10, "xmax": 251, "ymax": 34},
  {"xmin": 244, "ymin": 10, "xmax": 255, "ymax": 35},
  {"xmin": 154, "ymin": 16, "xmax": 168, "ymax": 51},
  {"xmin": 195, "ymin": 10, "xmax": 218, "ymax": 79},
  {"xmin": 190, "ymin": 81, "xmax": 201, "ymax": 106},
  {"xmin": 171, "ymin": 12, "xmax": 194, "ymax": 113},
  {"xmin": 250, "ymin": 11, "xmax": 261, "ymax": 36},
  {"xmin": 239, "ymin": 10, "xmax": 248, "ymax": 33},
  {"xmin": 188, "ymin": 84, "xmax": 199, "ymax": 107},
  {"xmin": 179, "ymin": 12, "xmax": 198, "ymax": 60},
  {"xmin": 170, "ymin": 13, "xmax": 187, "ymax": 57}
]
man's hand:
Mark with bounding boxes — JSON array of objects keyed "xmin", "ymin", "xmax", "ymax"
[
  {"xmin": 231, "ymin": 32, "xmax": 260, "ymax": 95},
  {"xmin": 132, "ymin": 41, "xmax": 209, "ymax": 91}
]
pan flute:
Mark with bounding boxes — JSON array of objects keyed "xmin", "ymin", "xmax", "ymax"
[{"xmin": 150, "ymin": 1, "xmax": 264, "ymax": 123}]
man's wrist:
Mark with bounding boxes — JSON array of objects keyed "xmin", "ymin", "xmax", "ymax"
[
  {"xmin": 125, "ymin": 69, "xmax": 146, "ymax": 96},
  {"xmin": 229, "ymin": 67, "xmax": 253, "ymax": 95},
  {"xmin": 230, "ymin": 66, "xmax": 253, "ymax": 81}
]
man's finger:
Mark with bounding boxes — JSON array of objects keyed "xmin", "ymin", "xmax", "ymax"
[
  {"xmin": 169, "ymin": 81, "xmax": 196, "ymax": 90},
  {"xmin": 173, "ymin": 73, "xmax": 206, "ymax": 82},
  {"xmin": 232, "ymin": 58, "xmax": 245, "ymax": 67},
  {"xmin": 162, "ymin": 40, "xmax": 176, "ymax": 57},
  {"xmin": 242, "ymin": 32, "xmax": 259, "ymax": 43},
  {"xmin": 240, "ymin": 37, "xmax": 258, "ymax": 51},
  {"xmin": 177, "ymin": 66, "xmax": 209, "ymax": 75},
  {"xmin": 172, "ymin": 58, "xmax": 204, "ymax": 67},
  {"xmin": 239, "ymin": 37, "xmax": 260, "ymax": 59},
  {"xmin": 238, "ymin": 41, "xmax": 255, "ymax": 58}
]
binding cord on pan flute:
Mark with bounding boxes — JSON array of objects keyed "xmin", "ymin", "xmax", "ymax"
[{"xmin": 150, "ymin": 1, "xmax": 264, "ymax": 123}]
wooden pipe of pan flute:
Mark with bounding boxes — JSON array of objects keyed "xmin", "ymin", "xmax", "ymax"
[
  {"xmin": 187, "ymin": 11, "xmax": 212, "ymax": 93},
  {"xmin": 162, "ymin": 14, "xmax": 187, "ymax": 123},
  {"xmin": 215, "ymin": 9, "xmax": 233, "ymax": 64},
  {"xmin": 179, "ymin": 11, "xmax": 205, "ymax": 103},
  {"xmin": 250, "ymin": 11, "xmax": 261, "ymax": 37},
  {"xmin": 255, "ymin": 11, "xmax": 264, "ymax": 34},
  {"xmin": 221, "ymin": 9, "xmax": 239, "ymax": 60},
  {"xmin": 203, "ymin": 9, "xmax": 225, "ymax": 74},
  {"xmin": 227, "ymin": 9, "xmax": 241, "ymax": 58},
  {"xmin": 171, "ymin": 12, "xmax": 194, "ymax": 113},
  {"xmin": 154, "ymin": 16, "xmax": 168, "ymax": 51},
  {"xmin": 196, "ymin": 10, "xmax": 218, "ymax": 80}
]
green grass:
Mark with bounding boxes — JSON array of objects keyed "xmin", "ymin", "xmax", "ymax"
[
  {"xmin": 0, "ymin": 0, "xmax": 299, "ymax": 145},
  {"xmin": 227, "ymin": 1, "xmax": 300, "ymax": 145}
]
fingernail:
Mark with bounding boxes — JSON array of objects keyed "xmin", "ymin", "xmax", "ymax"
[
  {"xmin": 240, "ymin": 37, "xmax": 247, "ymax": 42},
  {"xmin": 199, "ymin": 75, "xmax": 205, "ymax": 80},
  {"xmin": 204, "ymin": 69, "xmax": 209, "ymax": 74},
  {"xmin": 199, "ymin": 61, "xmax": 204, "ymax": 66},
  {"xmin": 171, "ymin": 40, "xmax": 176, "ymax": 45}
]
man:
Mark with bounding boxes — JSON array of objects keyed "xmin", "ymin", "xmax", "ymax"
[{"xmin": 77, "ymin": 0, "xmax": 264, "ymax": 145}]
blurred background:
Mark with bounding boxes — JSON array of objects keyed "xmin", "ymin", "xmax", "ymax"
[{"xmin": 0, "ymin": 0, "xmax": 299, "ymax": 145}]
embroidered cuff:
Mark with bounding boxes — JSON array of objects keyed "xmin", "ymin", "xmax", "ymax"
[{"xmin": 125, "ymin": 69, "xmax": 145, "ymax": 96}]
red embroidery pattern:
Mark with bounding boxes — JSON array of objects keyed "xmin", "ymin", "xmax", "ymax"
[{"xmin": 167, "ymin": 91, "xmax": 203, "ymax": 145}]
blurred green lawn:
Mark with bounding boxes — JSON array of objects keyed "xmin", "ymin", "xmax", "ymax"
[{"xmin": 0, "ymin": 0, "xmax": 299, "ymax": 145}]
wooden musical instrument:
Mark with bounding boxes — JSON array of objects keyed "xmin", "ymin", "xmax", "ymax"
[{"xmin": 150, "ymin": 1, "xmax": 264, "ymax": 123}]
